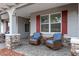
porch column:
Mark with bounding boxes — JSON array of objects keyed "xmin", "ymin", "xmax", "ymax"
[
  {"xmin": 0, "ymin": 15, "xmax": 4, "ymax": 33},
  {"xmin": 7, "ymin": 8, "xmax": 18, "ymax": 34},
  {"xmin": 1, "ymin": 20, "xmax": 4, "ymax": 33},
  {"xmin": 0, "ymin": 15, "xmax": 1, "ymax": 32},
  {"xmin": 6, "ymin": 8, "xmax": 20, "ymax": 49},
  {"xmin": 78, "ymin": 4, "xmax": 79, "ymax": 37}
]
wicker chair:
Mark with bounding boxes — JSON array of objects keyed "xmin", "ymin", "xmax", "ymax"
[
  {"xmin": 29, "ymin": 32, "xmax": 42, "ymax": 45},
  {"xmin": 45, "ymin": 33, "xmax": 63, "ymax": 50}
]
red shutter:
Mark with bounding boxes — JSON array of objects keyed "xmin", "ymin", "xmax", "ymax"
[
  {"xmin": 62, "ymin": 10, "xmax": 68, "ymax": 34},
  {"xmin": 36, "ymin": 15, "xmax": 40, "ymax": 32}
]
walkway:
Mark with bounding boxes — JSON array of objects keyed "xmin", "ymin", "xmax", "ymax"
[{"xmin": 0, "ymin": 39, "xmax": 71, "ymax": 56}]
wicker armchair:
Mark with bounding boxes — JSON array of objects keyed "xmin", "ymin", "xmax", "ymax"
[
  {"xmin": 45, "ymin": 33, "xmax": 63, "ymax": 50},
  {"xmin": 29, "ymin": 32, "xmax": 42, "ymax": 45}
]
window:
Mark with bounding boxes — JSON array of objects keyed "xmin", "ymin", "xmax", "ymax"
[
  {"xmin": 50, "ymin": 13, "xmax": 61, "ymax": 32},
  {"xmin": 41, "ymin": 15, "xmax": 49, "ymax": 32},
  {"xmin": 25, "ymin": 23, "xmax": 29, "ymax": 32},
  {"xmin": 40, "ymin": 13, "xmax": 61, "ymax": 33}
]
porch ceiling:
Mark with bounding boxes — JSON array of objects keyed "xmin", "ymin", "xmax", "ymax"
[{"xmin": 16, "ymin": 3, "xmax": 69, "ymax": 17}]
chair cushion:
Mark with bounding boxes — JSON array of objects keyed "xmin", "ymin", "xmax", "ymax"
[
  {"xmin": 32, "ymin": 32, "xmax": 41, "ymax": 39},
  {"xmin": 54, "ymin": 40, "xmax": 62, "ymax": 43},
  {"xmin": 53, "ymin": 33, "xmax": 62, "ymax": 40},
  {"xmin": 46, "ymin": 40, "xmax": 54, "ymax": 44}
]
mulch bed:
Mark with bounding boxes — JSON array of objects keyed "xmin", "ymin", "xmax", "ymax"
[{"xmin": 0, "ymin": 48, "xmax": 24, "ymax": 56}]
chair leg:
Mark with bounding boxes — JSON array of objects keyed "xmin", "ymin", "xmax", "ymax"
[{"xmin": 29, "ymin": 40, "xmax": 41, "ymax": 45}]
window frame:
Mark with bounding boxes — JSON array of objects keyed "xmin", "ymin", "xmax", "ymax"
[
  {"xmin": 40, "ymin": 14, "xmax": 50, "ymax": 34},
  {"xmin": 40, "ymin": 12, "xmax": 62, "ymax": 34},
  {"xmin": 50, "ymin": 12, "xmax": 62, "ymax": 34}
]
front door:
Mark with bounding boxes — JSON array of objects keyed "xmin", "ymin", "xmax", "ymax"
[{"xmin": 25, "ymin": 22, "xmax": 30, "ymax": 39}]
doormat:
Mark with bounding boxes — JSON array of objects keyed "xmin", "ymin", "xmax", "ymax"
[{"xmin": 0, "ymin": 48, "xmax": 24, "ymax": 56}]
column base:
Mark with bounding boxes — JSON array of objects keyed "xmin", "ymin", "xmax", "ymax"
[{"xmin": 5, "ymin": 34, "xmax": 21, "ymax": 49}]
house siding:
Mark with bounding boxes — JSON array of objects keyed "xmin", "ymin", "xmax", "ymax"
[
  {"xmin": 17, "ymin": 16, "xmax": 29, "ymax": 39},
  {"xmin": 30, "ymin": 4, "xmax": 78, "ymax": 37}
]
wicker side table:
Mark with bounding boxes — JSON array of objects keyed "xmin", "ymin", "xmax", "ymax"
[
  {"xmin": 41, "ymin": 37, "xmax": 53, "ymax": 45},
  {"xmin": 40, "ymin": 37, "xmax": 47, "ymax": 44}
]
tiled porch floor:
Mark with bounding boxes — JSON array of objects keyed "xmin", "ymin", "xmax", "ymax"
[{"xmin": 0, "ymin": 39, "xmax": 71, "ymax": 56}]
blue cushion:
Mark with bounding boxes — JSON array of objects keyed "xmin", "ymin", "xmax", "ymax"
[
  {"xmin": 32, "ymin": 32, "xmax": 41, "ymax": 39},
  {"xmin": 46, "ymin": 40, "xmax": 54, "ymax": 44},
  {"xmin": 54, "ymin": 40, "xmax": 62, "ymax": 43},
  {"xmin": 53, "ymin": 33, "xmax": 62, "ymax": 40}
]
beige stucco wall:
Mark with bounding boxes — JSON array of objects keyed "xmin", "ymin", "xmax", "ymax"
[{"xmin": 30, "ymin": 4, "xmax": 78, "ymax": 37}]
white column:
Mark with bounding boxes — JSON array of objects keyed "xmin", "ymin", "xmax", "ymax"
[
  {"xmin": 0, "ymin": 15, "xmax": 4, "ymax": 33},
  {"xmin": 0, "ymin": 15, "xmax": 1, "ymax": 33},
  {"xmin": 7, "ymin": 8, "xmax": 18, "ymax": 34},
  {"xmin": 1, "ymin": 21, "xmax": 4, "ymax": 33},
  {"xmin": 78, "ymin": 4, "xmax": 79, "ymax": 37}
]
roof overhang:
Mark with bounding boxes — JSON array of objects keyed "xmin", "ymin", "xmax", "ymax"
[
  {"xmin": 16, "ymin": 3, "xmax": 69, "ymax": 17},
  {"xmin": 0, "ymin": 3, "xmax": 69, "ymax": 18}
]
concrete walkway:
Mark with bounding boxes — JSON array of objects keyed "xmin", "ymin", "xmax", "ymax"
[
  {"xmin": 15, "ymin": 39, "xmax": 71, "ymax": 56},
  {"xmin": 0, "ymin": 39, "xmax": 71, "ymax": 56},
  {"xmin": 15, "ymin": 44, "xmax": 71, "ymax": 56}
]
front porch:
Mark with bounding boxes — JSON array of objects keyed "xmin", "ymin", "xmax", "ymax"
[
  {"xmin": 0, "ymin": 39, "xmax": 71, "ymax": 56},
  {"xmin": 0, "ymin": 3, "xmax": 79, "ymax": 56}
]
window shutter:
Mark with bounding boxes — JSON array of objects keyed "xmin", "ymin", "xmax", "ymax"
[
  {"xmin": 36, "ymin": 15, "xmax": 40, "ymax": 32},
  {"xmin": 62, "ymin": 10, "xmax": 68, "ymax": 34}
]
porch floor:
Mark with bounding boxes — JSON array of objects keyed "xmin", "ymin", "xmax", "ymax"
[{"xmin": 0, "ymin": 39, "xmax": 71, "ymax": 56}]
